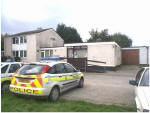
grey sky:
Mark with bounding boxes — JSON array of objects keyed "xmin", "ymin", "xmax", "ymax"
[{"xmin": 1, "ymin": 0, "xmax": 150, "ymax": 46}]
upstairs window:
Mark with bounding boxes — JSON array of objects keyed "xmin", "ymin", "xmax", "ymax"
[
  {"xmin": 24, "ymin": 36, "xmax": 27, "ymax": 43},
  {"xmin": 50, "ymin": 37, "xmax": 55, "ymax": 41},
  {"xmin": 16, "ymin": 38, "xmax": 19, "ymax": 44},
  {"xmin": 13, "ymin": 37, "xmax": 16, "ymax": 44},
  {"xmin": 20, "ymin": 37, "xmax": 24, "ymax": 43}
]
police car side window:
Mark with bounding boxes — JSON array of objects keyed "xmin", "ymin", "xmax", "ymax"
[
  {"xmin": 64, "ymin": 63, "xmax": 76, "ymax": 73},
  {"xmin": 55, "ymin": 64, "xmax": 66, "ymax": 74},
  {"xmin": 1, "ymin": 65, "xmax": 9, "ymax": 73},
  {"xmin": 47, "ymin": 66, "xmax": 56, "ymax": 74},
  {"xmin": 135, "ymin": 68, "xmax": 144, "ymax": 85},
  {"xmin": 8, "ymin": 64, "xmax": 20, "ymax": 73}
]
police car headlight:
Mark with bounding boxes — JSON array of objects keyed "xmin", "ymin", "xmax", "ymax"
[{"xmin": 143, "ymin": 109, "xmax": 149, "ymax": 112}]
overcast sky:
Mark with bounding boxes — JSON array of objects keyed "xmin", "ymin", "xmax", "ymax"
[{"xmin": 1, "ymin": 0, "xmax": 150, "ymax": 46}]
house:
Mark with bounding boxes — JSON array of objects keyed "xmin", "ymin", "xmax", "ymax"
[
  {"xmin": 122, "ymin": 46, "xmax": 149, "ymax": 65},
  {"xmin": 40, "ymin": 42, "xmax": 121, "ymax": 70},
  {"xmin": 4, "ymin": 28, "xmax": 64, "ymax": 62}
]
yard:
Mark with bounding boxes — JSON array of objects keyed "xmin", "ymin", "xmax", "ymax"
[
  {"xmin": 1, "ymin": 65, "xmax": 139, "ymax": 112},
  {"xmin": 2, "ymin": 93, "xmax": 136, "ymax": 112}
]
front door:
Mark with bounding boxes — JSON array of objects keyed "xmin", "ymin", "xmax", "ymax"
[{"xmin": 67, "ymin": 46, "xmax": 87, "ymax": 70}]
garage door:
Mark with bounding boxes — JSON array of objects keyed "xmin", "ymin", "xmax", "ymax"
[{"xmin": 122, "ymin": 49, "xmax": 139, "ymax": 65}]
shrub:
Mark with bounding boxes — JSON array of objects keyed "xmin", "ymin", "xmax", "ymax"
[
  {"xmin": 14, "ymin": 57, "xmax": 21, "ymax": 62},
  {"xmin": 1, "ymin": 56, "xmax": 12, "ymax": 62}
]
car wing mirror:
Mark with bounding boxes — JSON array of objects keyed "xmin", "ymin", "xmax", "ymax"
[{"xmin": 129, "ymin": 79, "xmax": 137, "ymax": 86}]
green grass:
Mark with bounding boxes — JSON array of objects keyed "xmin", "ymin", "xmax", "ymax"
[{"xmin": 1, "ymin": 93, "xmax": 136, "ymax": 112}]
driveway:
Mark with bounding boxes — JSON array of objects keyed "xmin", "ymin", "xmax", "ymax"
[{"xmin": 61, "ymin": 65, "xmax": 139, "ymax": 106}]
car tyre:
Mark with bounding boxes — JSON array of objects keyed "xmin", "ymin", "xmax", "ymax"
[
  {"xmin": 78, "ymin": 78, "xmax": 84, "ymax": 88},
  {"xmin": 2, "ymin": 82, "xmax": 10, "ymax": 94},
  {"xmin": 49, "ymin": 86, "xmax": 60, "ymax": 102}
]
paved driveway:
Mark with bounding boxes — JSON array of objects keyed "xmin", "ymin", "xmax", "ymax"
[{"xmin": 61, "ymin": 65, "xmax": 139, "ymax": 106}]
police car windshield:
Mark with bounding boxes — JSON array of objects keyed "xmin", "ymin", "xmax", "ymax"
[{"xmin": 17, "ymin": 64, "xmax": 44, "ymax": 75}]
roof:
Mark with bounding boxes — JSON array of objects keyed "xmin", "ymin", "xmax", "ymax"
[
  {"xmin": 24, "ymin": 61, "xmax": 67, "ymax": 67},
  {"xmin": 9, "ymin": 28, "xmax": 52, "ymax": 37},
  {"xmin": 122, "ymin": 46, "xmax": 149, "ymax": 50},
  {"xmin": 122, "ymin": 48, "xmax": 139, "ymax": 50},
  {"xmin": 64, "ymin": 42, "xmax": 120, "ymax": 48}
]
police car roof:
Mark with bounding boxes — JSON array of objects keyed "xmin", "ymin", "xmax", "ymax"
[
  {"xmin": 1, "ymin": 62, "xmax": 22, "ymax": 65},
  {"xmin": 24, "ymin": 61, "xmax": 67, "ymax": 67}
]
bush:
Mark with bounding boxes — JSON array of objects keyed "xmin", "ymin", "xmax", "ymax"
[
  {"xmin": 14, "ymin": 57, "xmax": 21, "ymax": 62},
  {"xmin": 1, "ymin": 56, "xmax": 12, "ymax": 62}
]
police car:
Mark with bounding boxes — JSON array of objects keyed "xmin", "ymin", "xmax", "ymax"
[
  {"xmin": 9, "ymin": 62, "xmax": 84, "ymax": 101},
  {"xmin": 129, "ymin": 67, "xmax": 149, "ymax": 112},
  {"xmin": 1, "ymin": 62, "xmax": 22, "ymax": 93}
]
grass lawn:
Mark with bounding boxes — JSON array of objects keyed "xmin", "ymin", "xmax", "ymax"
[{"xmin": 1, "ymin": 93, "xmax": 136, "ymax": 112}]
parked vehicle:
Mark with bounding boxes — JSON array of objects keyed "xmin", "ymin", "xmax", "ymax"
[
  {"xmin": 1, "ymin": 62, "xmax": 23, "ymax": 93},
  {"xmin": 9, "ymin": 62, "xmax": 84, "ymax": 101},
  {"xmin": 129, "ymin": 67, "xmax": 149, "ymax": 112}
]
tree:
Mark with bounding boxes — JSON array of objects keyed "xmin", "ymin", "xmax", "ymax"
[
  {"xmin": 87, "ymin": 29, "xmax": 110, "ymax": 42},
  {"xmin": 1, "ymin": 33, "xmax": 9, "ymax": 51},
  {"xmin": 110, "ymin": 33, "xmax": 132, "ymax": 48},
  {"xmin": 56, "ymin": 23, "xmax": 83, "ymax": 43},
  {"xmin": 87, "ymin": 29, "xmax": 132, "ymax": 48}
]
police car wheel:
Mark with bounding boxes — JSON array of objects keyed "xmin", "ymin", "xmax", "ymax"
[
  {"xmin": 2, "ymin": 82, "xmax": 10, "ymax": 94},
  {"xmin": 49, "ymin": 86, "xmax": 60, "ymax": 102},
  {"xmin": 78, "ymin": 78, "xmax": 84, "ymax": 88}
]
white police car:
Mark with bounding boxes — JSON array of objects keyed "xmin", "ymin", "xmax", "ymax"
[
  {"xmin": 1, "ymin": 62, "xmax": 22, "ymax": 93},
  {"xmin": 9, "ymin": 61, "xmax": 84, "ymax": 101},
  {"xmin": 129, "ymin": 67, "xmax": 150, "ymax": 112}
]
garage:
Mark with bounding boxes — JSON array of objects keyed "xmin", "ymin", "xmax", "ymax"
[{"xmin": 122, "ymin": 48, "xmax": 139, "ymax": 65}]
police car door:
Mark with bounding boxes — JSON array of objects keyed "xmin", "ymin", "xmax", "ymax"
[
  {"xmin": 54, "ymin": 63, "xmax": 69, "ymax": 91},
  {"xmin": 63, "ymin": 63, "xmax": 79, "ymax": 88}
]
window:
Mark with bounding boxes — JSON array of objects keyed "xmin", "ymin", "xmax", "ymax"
[
  {"xmin": 50, "ymin": 50, "xmax": 53, "ymax": 57},
  {"xmin": 50, "ymin": 37, "xmax": 55, "ymax": 40},
  {"xmin": 135, "ymin": 68, "xmax": 145, "ymax": 85},
  {"xmin": 13, "ymin": 51, "xmax": 16, "ymax": 57},
  {"xmin": 16, "ymin": 37, "xmax": 19, "ymax": 44},
  {"xmin": 68, "ymin": 49, "xmax": 73, "ymax": 58},
  {"xmin": 17, "ymin": 64, "xmax": 44, "ymax": 75},
  {"xmin": 41, "ymin": 51, "xmax": 45, "ymax": 58},
  {"xmin": 24, "ymin": 36, "xmax": 27, "ymax": 43},
  {"xmin": 20, "ymin": 37, "xmax": 24, "ymax": 43},
  {"xmin": 13, "ymin": 38, "xmax": 16, "ymax": 44},
  {"xmin": 20, "ymin": 50, "xmax": 23, "ymax": 57},
  {"xmin": 64, "ymin": 63, "xmax": 76, "ymax": 73},
  {"xmin": 24, "ymin": 51, "xmax": 27, "ymax": 57},
  {"xmin": 1, "ymin": 65, "xmax": 9, "ymax": 73},
  {"xmin": 16, "ymin": 51, "xmax": 19, "ymax": 57},
  {"xmin": 55, "ymin": 63, "xmax": 66, "ymax": 74},
  {"xmin": 47, "ymin": 66, "xmax": 56, "ymax": 74},
  {"xmin": 45, "ymin": 50, "xmax": 50, "ymax": 57},
  {"xmin": 140, "ymin": 69, "xmax": 149, "ymax": 86},
  {"xmin": 8, "ymin": 64, "xmax": 20, "ymax": 73}
]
